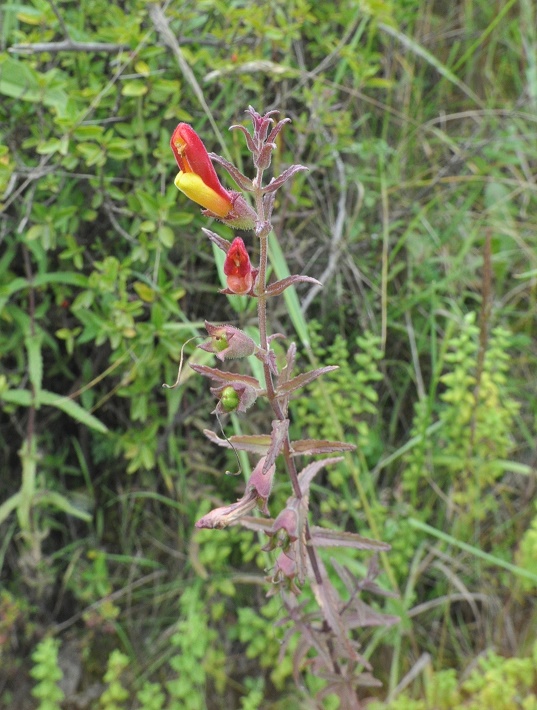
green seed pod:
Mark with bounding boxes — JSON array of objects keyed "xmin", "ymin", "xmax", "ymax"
[{"xmin": 220, "ymin": 385, "xmax": 240, "ymax": 412}]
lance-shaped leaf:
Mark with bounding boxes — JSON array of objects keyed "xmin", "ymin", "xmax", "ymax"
[
  {"xmin": 342, "ymin": 596, "xmax": 399, "ymax": 630},
  {"xmin": 263, "ymin": 191, "xmax": 276, "ymax": 220},
  {"xmin": 298, "ymin": 456, "xmax": 344, "ymax": 496},
  {"xmin": 209, "ymin": 152, "xmax": 254, "ymax": 191},
  {"xmin": 266, "ymin": 117, "xmax": 291, "ymax": 146},
  {"xmin": 275, "ymin": 365, "xmax": 338, "ymax": 398},
  {"xmin": 204, "ymin": 429, "xmax": 272, "ymax": 455},
  {"xmin": 290, "ymin": 439, "xmax": 356, "ymax": 455},
  {"xmin": 333, "ymin": 556, "xmax": 399, "ymax": 600},
  {"xmin": 204, "ymin": 430, "xmax": 356, "ymax": 458},
  {"xmin": 277, "ymin": 342, "xmax": 297, "ymax": 389},
  {"xmin": 229, "ymin": 122, "xmax": 257, "ymax": 153},
  {"xmin": 239, "ymin": 515, "xmax": 276, "ymax": 534},
  {"xmin": 265, "ymin": 274, "xmax": 321, "ymax": 298},
  {"xmin": 263, "ymin": 419, "xmax": 289, "ymax": 474},
  {"xmin": 318, "ymin": 673, "xmax": 382, "ymax": 708},
  {"xmin": 263, "ymin": 164, "xmax": 308, "ymax": 194},
  {"xmin": 202, "ymin": 227, "xmax": 230, "ymax": 253},
  {"xmin": 308, "ymin": 526, "xmax": 391, "ymax": 552},
  {"xmin": 307, "ymin": 551, "xmax": 365, "ymax": 665},
  {"xmin": 189, "ymin": 363, "xmax": 260, "ymax": 388},
  {"xmin": 254, "ymin": 346, "xmax": 279, "ymax": 376}
]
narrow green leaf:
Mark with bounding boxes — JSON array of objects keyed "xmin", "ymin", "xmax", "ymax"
[
  {"xmin": 36, "ymin": 491, "xmax": 92, "ymax": 522},
  {"xmin": 37, "ymin": 390, "xmax": 108, "ymax": 433},
  {"xmin": 1, "ymin": 389, "xmax": 107, "ymax": 433},
  {"xmin": 409, "ymin": 518, "xmax": 537, "ymax": 585},
  {"xmin": 268, "ymin": 232, "xmax": 311, "ymax": 347},
  {"xmin": 378, "ymin": 23, "xmax": 484, "ymax": 108}
]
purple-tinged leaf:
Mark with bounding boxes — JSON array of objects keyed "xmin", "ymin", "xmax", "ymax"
[
  {"xmin": 190, "ymin": 363, "xmax": 260, "ymax": 388},
  {"xmin": 342, "ymin": 597, "xmax": 399, "ymax": 629},
  {"xmin": 262, "ymin": 164, "xmax": 308, "ymax": 194},
  {"xmin": 263, "ymin": 419, "xmax": 289, "ymax": 474},
  {"xmin": 254, "ymin": 346, "xmax": 279, "ymax": 376},
  {"xmin": 229, "ymin": 123, "xmax": 257, "ymax": 153},
  {"xmin": 209, "ymin": 153, "xmax": 254, "ymax": 191},
  {"xmin": 276, "ymin": 365, "xmax": 338, "ymax": 397},
  {"xmin": 265, "ymin": 274, "xmax": 322, "ymax": 298},
  {"xmin": 298, "ymin": 456, "xmax": 344, "ymax": 496},
  {"xmin": 331, "ymin": 558, "xmax": 398, "ymax": 600},
  {"xmin": 239, "ymin": 515, "xmax": 275, "ymax": 534},
  {"xmin": 277, "ymin": 342, "xmax": 297, "ymax": 389},
  {"xmin": 309, "ymin": 526, "xmax": 390, "ymax": 551},
  {"xmin": 203, "ymin": 429, "xmax": 271, "ymax": 454},
  {"xmin": 267, "ymin": 332, "xmax": 286, "ymax": 344},
  {"xmin": 202, "ymin": 228, "xmax": 230, "ymax": 253},
  {"xmin": 263, "ymin": 191, "xmax": 276, "ymax": 220},
  {"xmin": 290, "ymin": 439, "xmax": 356, "ymax": 455},
  {"xmin": 266, "ymin": 117, "xmax": 291, "ymax": 145},
  {"xmin": 307, "ymin": 553, "xmax": 364, "ymax": 665}
]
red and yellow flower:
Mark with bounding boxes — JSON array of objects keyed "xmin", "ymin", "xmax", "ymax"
[
  {"xmin": 170, "ymin": 123, "xmax": 256, "ymax": 228},
  {"xmin": 171, "ymin": 123, "xmax": 233, "ymax": 218}
]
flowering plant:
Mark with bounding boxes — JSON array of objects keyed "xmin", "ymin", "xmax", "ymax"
[{"xmin": 168, "ymin": 108, "xmax": 395, "ymax": 705}]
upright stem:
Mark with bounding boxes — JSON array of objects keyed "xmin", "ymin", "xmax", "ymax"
[{"xmin": 253, "ymin": 175, "xmax": 325, "ymax": 583}]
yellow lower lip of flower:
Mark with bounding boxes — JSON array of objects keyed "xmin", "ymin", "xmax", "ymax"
[{"xmin": 174, "ymin": 172, "xmax": 231, "ymax": 218}]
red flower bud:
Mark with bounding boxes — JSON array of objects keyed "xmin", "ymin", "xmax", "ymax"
[{"xmin": 223, "ymin": 237, "xmax": 254, "ymax": 294}]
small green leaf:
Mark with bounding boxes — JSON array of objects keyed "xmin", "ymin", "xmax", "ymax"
[
  {"xmin": 133, "ymin": 281, "xmax": 156, "ymax": 302},
  {"xmin": 139, "ymin": 220, "xmax": 156, "ymax": 233},
  {"xmin": 134, "ymin": 60, "xmax": 151, "ymax": 76},
  {"xmin": 121, "ymin": 81, "xmax": 148, "ymax": 97},
  {"xmin": 25, "ymin": 225, "xmax": 43, "ymax": 241},
  {"xmin": 158, "ymin": 224, "xmax": 175, "ymax": 248},
  {"xmin": 36, "ymin": 138, "xmax": 63, "ymax": 155},
  {"xmin": 0, "ymin": 57, "xmax": 68, "ymax": 114}
]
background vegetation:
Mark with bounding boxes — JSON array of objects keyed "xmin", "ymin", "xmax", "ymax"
[{"xmin": 1, "ymin": 0, "xmax": 536, "ymax": 707}]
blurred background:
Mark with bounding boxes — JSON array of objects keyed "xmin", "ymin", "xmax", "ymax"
[{"xmin": 1, "ymin": 0, "xmax": 536, "ymax": 707}]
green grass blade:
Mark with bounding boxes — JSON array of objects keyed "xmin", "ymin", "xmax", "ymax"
[
  {"xmin": 378, "ymin": 22, "xmax": 484, "ymax": 107},
  {"xmin": 268, "ymin": 231, "xmax": 311, "ymax": 348},
  {"xmin": 409, "ymin": 518, "xmax": 537, "ymax": 585}
]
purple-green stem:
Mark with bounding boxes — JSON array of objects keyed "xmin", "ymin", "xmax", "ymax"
[{"xmin": 252, "ymin": 169, "xmax": 325, "ymax": 589}]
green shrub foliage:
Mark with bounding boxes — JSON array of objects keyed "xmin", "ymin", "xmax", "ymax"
[{"xmin": 1, "ymin": 0, "xmax": 536, "ymax": 706}]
